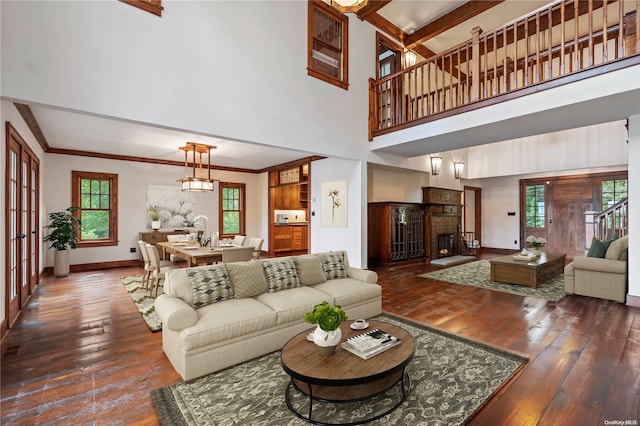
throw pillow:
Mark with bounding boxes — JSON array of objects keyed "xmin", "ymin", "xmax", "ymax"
[
  {"xmin": 188, "ymin": 265, "xmax": 234, "ymax": 309},
  {"xmin": 262, "ymin": 258, "xmax": 301, "ymax": 293},
  {"xmin": 322, "ymin": 252, "xmax": 348, "ymax": 280},
  {"xmin": 226, "ymin": 261, "xmax": 269, "ymax": 299},
  {"xmin": 294, "ymin": 255, "xmax": 327, "ymax": 286},
  {"xmin": 587, "ymin": 235, "xmax": 618, "ymax": 258}
]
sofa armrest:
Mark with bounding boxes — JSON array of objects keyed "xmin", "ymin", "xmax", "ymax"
[
  {"xmin": 347, "ymin": 267, "xmax": 378, "ymax": 284},
  {"xmin": 572, "ymin": 256, "xmax": 626, "ymax": 274},
  {"xmin": 154, "ymin": 294, "xmax": 198, "ymax": 331}
]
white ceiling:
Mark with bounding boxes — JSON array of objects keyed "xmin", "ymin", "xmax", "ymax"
[{"xmin": 16, "ymin": 1, "xmax": 596, "ymax": 170}]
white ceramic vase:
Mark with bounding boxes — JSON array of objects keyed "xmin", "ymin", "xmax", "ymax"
[
  {"xmin": 532, "ymin": 248, "xmax": 541, "ymax": 256},
  {"xmin": 151, "ymin": 220, "xmax": 161, "ymax": 230},
  {"xmin": 312, "ymin": 326, "xmax": 342, "ymax": 354}
]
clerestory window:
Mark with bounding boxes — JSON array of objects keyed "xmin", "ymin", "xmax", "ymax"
[{"xmin": 308, "ymin": 0, "xmax": 349, "ymax": 90}]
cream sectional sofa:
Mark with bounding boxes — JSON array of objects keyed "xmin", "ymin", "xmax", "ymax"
[{"xmin": 154, "ymin": 251, "xmax": 382, "ymax": 380}]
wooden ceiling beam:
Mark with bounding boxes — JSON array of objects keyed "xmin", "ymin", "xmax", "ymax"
[
  {"xmin": 356, "ymin": 0, "xmax": 391, "ymax": 21},
  {"xmin": 404, "ymin": 0, "xmax": 504, "ymax": 51},
  {"xmin": 14, "ymin": 103, "xmax": 50, "ymax": 152}
]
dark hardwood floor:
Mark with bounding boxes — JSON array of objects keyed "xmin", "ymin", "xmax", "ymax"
[{"xmin": 1, "ymin": 253, "xmax": 638, "ymax": 425}]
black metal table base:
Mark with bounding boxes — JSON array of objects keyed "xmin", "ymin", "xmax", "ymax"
[{"xmin": 284, "ymin": 369, "xmax": 411, "ymax": 425}]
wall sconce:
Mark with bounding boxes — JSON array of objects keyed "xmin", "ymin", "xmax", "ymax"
[
  {"xmin": 430, "ymin": 156, "xmax": 442, "ymax": 175},
  {"xmin": 454, "ymin": 161, "xmax": 465, "ymax": 179}
]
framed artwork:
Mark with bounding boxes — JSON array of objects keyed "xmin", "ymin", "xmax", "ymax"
[
  {"xmin": 146, "ymin": 185, "xmax": 194, "ymax": 229},
  {"xmin": 321, "ymin": 180, "xmax": 347, "ymax": 228}
]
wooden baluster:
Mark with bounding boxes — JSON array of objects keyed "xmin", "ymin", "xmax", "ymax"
[
  {"xmin": 426, "ymin": 60, "xmax": 431, "ymax": 115},
  {"xmin": 636, "ymin": 0, "xmax": 640, "ymax": 53},
  {"xmin": 617, "ymin": 0, "xmax": 623, "ymax": 59},
  {"xmin": 368, "ymin": 78, "xmax": 375, "ymax": 140},
  {"xmin": 524, "ymin": 17, "xmax": 530, "ymax": 86},
  {"xmin": 502, "ymin": 27, "xmax": 508, "ymax": 94},
  {"xmin": 574, "ymin": 0, "xmax": 579, "ymax": 72},
  {"xmin": 603, "ymin": 0, "xmax": 608, "ymax": 62},
  {"xmin": 588, "ymin": 0, "xmax": 594, "ymax": 67},
  {"xmin": 560, "ymin": 1, "xmax": 566, "ymax": 76},
  {"xmin": 514, "ymin": 22, "xmax": 519, "ymax": 89},
  {"xmin": 535, "ymin": 12, "xmax": 541, "ymax": 84},
  {"xmin": 492, "ymin": 32, "xmax": 497, "ymax": 96},
  {"xmin": 547, "ymin": 6, "xmax": 553, "ymax": 80},
  {"xmin": 471, "ymin": 26, "xmax": 481, "ymax": 102},
  {"xmin": 448, "ymin": 51, "xmax": 454, "ymax": 109}
]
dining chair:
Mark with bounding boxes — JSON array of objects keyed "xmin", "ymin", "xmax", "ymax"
[
  {"xmin": 146, "ymin": 243, "xmax": 180, "ymax": 297},
  {"xmin": 248, "ymin": 237, "xmax": 264, "ymax": 259},
  {"xmin": 138, "ymin": 240, "xmax": 152, "ymax": 289},
  {"xmin": 166, "ymin": 234, "xmax": 189, "ymax": 262},
  {"xmin": 232, "ymin": 235, "xmax": 247, "ymax": 246},
  {"xmin": 221, "ymin": 246, "xmax": 254, "ymax": 263}
]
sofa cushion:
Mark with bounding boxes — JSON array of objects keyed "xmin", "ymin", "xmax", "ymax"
[
  {"xmin": 313, "ymin": 278, "xmax": 381, "ymax": 308},
  {"xmin": 295, "ymin": 255, "xmax": 327, "ymax": 286},
  {"xmin": 180, "ymin": 298, "xmax": 278, "ymax": 351},
  {"xmin": 605, "ymin": 235, "xmax": 628, "ymax": 260},
  {"xmin": 262, "ymin": 258, "xmax": 301, "ymax": 293},
  {"xmin": 188, "ymin": 265, "xmax": 234, "ymax": 308},
  {"xmin": 322, "ymin": 252, "xmax": 348, "ymax": 280},
  {"xmin": 256, "ymin": 286, "xmax": 332, "ymax": 325},
  {"xmin": 226, "ymin": 260, "xmax": 269, "ymax": 298}
]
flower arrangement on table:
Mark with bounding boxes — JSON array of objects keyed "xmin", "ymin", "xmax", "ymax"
[
  {"xmin": 193, "ymin": 215, "xmax": 209, "ymax": 246},
  {"xmin": 305, "ymin": 301, "xmax": 347, "ymax": 351},
  {"xmin": 305, "ymin": 301, "xmax": 347, "ymax": 331},
  {"xmin": 526, "ymin": 235, "xmax": 547, "ymax": 249}
]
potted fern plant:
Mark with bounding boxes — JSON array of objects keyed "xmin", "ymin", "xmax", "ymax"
[{"xmin": 43, "ymin": 207, "xmax": 81, "ymax": 277}]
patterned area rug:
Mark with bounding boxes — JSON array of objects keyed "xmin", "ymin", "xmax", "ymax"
[
  {"xmin": 151, "ymin": 314, "xmax": 527, "ymax": 425},
  {"xmin": 419, "ymin": 259, "xmax": 566, "ymax": 302},
  {"xmin": 121, "ymin": 275, "xmax": 163, "ymax": 332}
]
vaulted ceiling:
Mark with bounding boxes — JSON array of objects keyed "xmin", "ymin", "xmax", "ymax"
[{"xmin": 14, "ymin": 0, "xmax": 553, "ymax": 172}]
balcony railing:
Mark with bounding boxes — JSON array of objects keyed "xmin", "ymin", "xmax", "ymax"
[{"xmin": 369, "ymin": 0, "xmax": 640, "ymax": 140}]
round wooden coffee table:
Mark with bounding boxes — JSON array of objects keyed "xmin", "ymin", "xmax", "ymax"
[{"xmin": 281, "ymin": 320, "xmax": 415, "ymax": 425}]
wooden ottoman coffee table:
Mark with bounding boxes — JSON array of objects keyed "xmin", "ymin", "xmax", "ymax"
[
  {"xmin": 489, "ymin": 252, "xmax": 566, "ymax": 288},
  {"xmin": 281, "ymin": 320, "xmax": 415, "ymax": 425}
]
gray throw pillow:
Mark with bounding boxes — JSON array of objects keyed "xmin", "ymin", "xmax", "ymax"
[
  {"xmin": 226, "ymin": 261, "xmax": 269, "ymax": 299},
  {"xmin": 188, "ymin": 265, "xmax": 234, "ymax": 308},
  {"xmin": 322, "ymin": 253, "xmax": 348, "ymax": 280},
  {"xmin": 295, "ymin": 255, "xmax": 327, "ymax": 286},
  {"xmin": 263, "ymin": 258, "xmax": 301, "ymax": 293}
]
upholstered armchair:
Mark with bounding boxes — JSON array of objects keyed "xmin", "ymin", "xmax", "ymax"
[{"xmin": 564, "ymin": 235, "xmax": 628, "ymax": 303}]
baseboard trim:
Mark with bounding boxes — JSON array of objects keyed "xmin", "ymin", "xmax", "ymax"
[
  {"xmin": 626, "ymin": 295, "xmax": 640, "ymax": 308},
  {"xmin": 43, "ymin": 259, "xmax": 142, "ymax": 276}
]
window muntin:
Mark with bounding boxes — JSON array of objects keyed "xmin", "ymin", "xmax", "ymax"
[
  {"xmin": 601, "ymin": 179, "xmax": 628, "ymax": 210},
  {"xmin": 219, "ymin": 182, "xmax": 245, "ymax": 237},
  {"xmin": 525, "ymin": 184, "xmax": 545, "ymax": 228},
  {"xmin": 308, "ymin": 1, "xmax": 348, "ymax": 90},
  {"xmin": 72, "ymin": 171, "xmax": 118, "ymax": 247}
]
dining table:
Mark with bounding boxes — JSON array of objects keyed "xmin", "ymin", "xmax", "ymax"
[{"xmin": 157, "ymin": 241, "xmax": 240, "ymax": 267}]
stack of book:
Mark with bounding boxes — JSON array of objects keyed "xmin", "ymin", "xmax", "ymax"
[{"xmin": 341, "ymin": 329, "xmax": 401, "ymax": 360}]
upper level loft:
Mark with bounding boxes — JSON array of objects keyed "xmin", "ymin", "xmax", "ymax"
[{"xmin": 368, "ymin": 0, "xmax": 640, "ymax": 141}]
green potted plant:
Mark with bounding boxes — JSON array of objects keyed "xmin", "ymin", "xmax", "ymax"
[
  {"xmin": 43, "ymin": 207, "xmax": 81, "ymax": 277},
  {"xmin": 148, "ymin": 208, "xmax": 161, "ymax": 230},
  {"xmin": 305, "ymin": 301, "xmax": 347, "ymax": 353}
]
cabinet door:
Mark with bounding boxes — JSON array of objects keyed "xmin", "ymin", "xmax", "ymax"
[
  {"xmin": 406, "ymin": 208, "xmax": 425, "ymax": 259},
  {"xmin": 390, "ymin": 208, "xmax": 408, "ymax": 261}
]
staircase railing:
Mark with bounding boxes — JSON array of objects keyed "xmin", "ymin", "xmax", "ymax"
[
  {"xmin": 369, "ymin": 0, "xmax": 640, "ymax": 139},
  {"xmin": 593, "ymin": 197, "xmax": 629, "ymax": 239}
]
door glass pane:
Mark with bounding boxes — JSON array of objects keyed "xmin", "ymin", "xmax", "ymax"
[{"xmin": 525, "ymin": 184, "xmax": 545, "ymax": 228}]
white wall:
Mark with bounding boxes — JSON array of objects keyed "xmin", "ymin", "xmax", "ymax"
[
  {"xmin": 310, "ymin": 158, "xmax": 366, "ymax": 268},
  {"xmin": 42, "ymin": 154, "xmax": 266, "ymax": 267},
  {"xmin": 628, "ymin": 114, "xmax": 638, "ymax": 300},
  {"xmin": 0, "ymin": 0, "xmax": 375, "ymax": 162}
]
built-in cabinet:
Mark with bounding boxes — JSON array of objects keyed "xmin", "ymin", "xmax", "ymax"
[
  {"xmin": 368, "ymin": 188, "xmax": 463, "ymax": 265},
  {"xmin": 368, "ymin": 203, "xmax": 425, "ymax": 266},
  {"xmin": 268, "ymin": 161, "xmax": 311, "ymax": 256}
]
